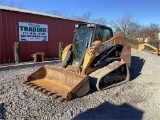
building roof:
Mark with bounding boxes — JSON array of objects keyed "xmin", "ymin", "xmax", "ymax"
[{"xmin": 0, "ymin": 5, "xmax": 79, "ymax": 22}]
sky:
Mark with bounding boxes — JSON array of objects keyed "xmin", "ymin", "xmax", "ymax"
[{"xmin": 1, "ymin": 0, "xmax": 160, "ymax": 25}]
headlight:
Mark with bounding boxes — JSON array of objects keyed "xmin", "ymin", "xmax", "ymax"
[
  {"xmin": 87, "ymin": 24, "xmax": 95, "ymax": 27},
  {"xmin": 75, "ymin": 24, "xmax": 79, "ymax": 28}
]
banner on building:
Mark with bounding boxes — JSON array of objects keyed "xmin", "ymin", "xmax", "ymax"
[{"xmin": 19, "ymin": 22, "xmax": 48, "ymax": 41}]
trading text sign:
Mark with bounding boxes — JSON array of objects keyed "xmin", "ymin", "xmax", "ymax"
[{"xmin": 19, "ymin": 22, "xmax": 48, "ymax": 41}]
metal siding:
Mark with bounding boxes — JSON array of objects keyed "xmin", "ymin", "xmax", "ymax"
[{"xmin": 0, "ymin": 10, "xmax": 82, "ymax": 63}]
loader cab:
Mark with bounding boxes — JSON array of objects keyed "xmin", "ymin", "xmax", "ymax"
[{"xmin": 72, "ymin": 23, "xmax": 113, "ymax": 67}]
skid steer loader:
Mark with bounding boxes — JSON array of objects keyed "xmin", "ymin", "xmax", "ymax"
[
  {"xmin": 24, "ymin": 23, "xmax": 131, "ymax": 102},
  {"xmin": 138, "ymin": 41, "xmax": 159, "ymax": 55}
]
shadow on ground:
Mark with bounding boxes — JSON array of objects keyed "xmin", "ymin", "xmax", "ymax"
[
  {"xmin": 0, "ymin": 103, "xmax": 6, "ymax": 119},
  {"xmin": 130, "ymin": 56, "xmax": 145, "ymax": 81},
  {"xmin": 73, "ymin": 102, "xmax": 143, "ymax": 120}
]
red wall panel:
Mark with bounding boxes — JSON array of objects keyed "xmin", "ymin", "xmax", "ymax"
[{"xmin": 0, "ymin": 10, "xmax": 81, "ymax": 63}]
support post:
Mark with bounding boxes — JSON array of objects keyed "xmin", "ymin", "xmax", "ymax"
[
  {"xmin": 14, "ymin": 42, "xmax": 20, "ymax": 64},
  {"xmin": 59, "ymin": 42, "xmax": 63, "ymax": 59}
]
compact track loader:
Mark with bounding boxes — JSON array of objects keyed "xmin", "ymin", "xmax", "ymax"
[
  {"xmin": 138, "ymin": 41, "xmax": 160, "ymax": 55},
  {"xmin": 24, "ymin": 23, "xmax": 131, "ymax": 102}
]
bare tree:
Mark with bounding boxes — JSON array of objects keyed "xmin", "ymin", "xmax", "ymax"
[
  {"xmin": 8, "ymin": 0, "xmax": 15, "ymax": 7},
  {"xmin": 82, "ymin": 11, "xmax": 91, "ymax": 22},
  {"xmin": 127, "ymin": 21, "xmax": 141, "ymax": 39},
  {"xmin": 138, "ymin": 23, "xmax": 160, "ymax": 41},
  {"xmin": 0, "ymin": 0, "xmax": 5, "ymax": 5},
  {"xmin": 110, "ymin": 13, "xmax": 133, "ymax": 40},
  {"xmin": 0, "ymin": 0, "xmax": 25, "ymax": 8},
  {"xmin": 71, "ymin": 15, "xmax": 84, "ymax": 21},
  {"xmin": 18, "ymin": 0, "xmax": 25, "ymax": 8},
  {"xmin": 71, "ymin": 11, "xmax": 91, "ymax": 22},
  {"xmin": 50, "ymin": 9, "xmax": 70, "ymax": 18},
  {"xmin": 49, "ymin": 10, "xmax": 91, "ymax": 22},
  {"xmin": 149, "ymin": 23, "xmax": 160, "ymax": 40},
  {"xmin": 91, "ymin": 18, "xmax": 107, "ymax": 25}
]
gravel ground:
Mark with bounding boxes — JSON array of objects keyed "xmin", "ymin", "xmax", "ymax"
[{"xmin": 0, "ymin": 48, "xmax": 160, "ymax": 120}]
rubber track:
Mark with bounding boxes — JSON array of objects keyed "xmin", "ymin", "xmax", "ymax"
[
  {"xmin": 143, "ymin": 48, "xmax": 157, "ymax": 55},
  {"xmin": 89, "ymin": 61, "xmax": 130, "ymax": 91}
]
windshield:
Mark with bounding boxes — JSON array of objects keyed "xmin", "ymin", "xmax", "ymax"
[{"xmin": 72, "ymin": 25, "xmax": 93, "ymax": 66}]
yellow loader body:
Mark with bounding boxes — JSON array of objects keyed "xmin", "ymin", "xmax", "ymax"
[{"xmin": 24, "ymin": 24, "xmax": 131, "ymax": 101}]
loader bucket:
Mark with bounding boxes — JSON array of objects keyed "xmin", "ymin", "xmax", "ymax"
[{"xmin": 24, "ymin": 65, "xmax": 90, "ymax": 101}]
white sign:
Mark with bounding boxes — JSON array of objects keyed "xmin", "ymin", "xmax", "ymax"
[
  {"xmin": 100, "ymin": 41, "xmax": 113, "ymax": 51},
  {"xmin": 19, "ymin": 22, "xmax": 48, "ymax": 41}
]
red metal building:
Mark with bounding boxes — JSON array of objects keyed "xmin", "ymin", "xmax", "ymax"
[{"xmin": 0, "ymin": 5, "xmax": 82, "ymax": 63}]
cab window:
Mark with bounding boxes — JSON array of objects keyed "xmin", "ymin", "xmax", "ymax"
[
  {"xmin": 102, "ymin": 29, "xmax": 111, "ymax": 42},
  {"xmin": 94, "ymin": 27, "xmax": 112, "ymax": 42}
]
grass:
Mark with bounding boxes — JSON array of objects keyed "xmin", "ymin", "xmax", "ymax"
[
  {"xmin": 127, "ymin": 39, "xmax": 139, "ymax": 50},
  {"xmin": 131, "ymin": 44, "xmax": 138, "ymax": 49}
]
